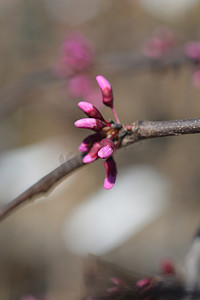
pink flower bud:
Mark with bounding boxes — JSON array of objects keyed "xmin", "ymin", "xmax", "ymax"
[
  {"xmin": 185, "ymin": 42, "xmax": 200, "ymax": 61},
  {"xmin": 98, "ymin": 138, "xmax": 114, "ymax": 159},
  {"xmin": 98, "ymin": 145, "xmax": 113, "ymax": 159},
  {"xmin": 96, "ymin": 75, "xmax": 113, "ymax": 108},
  {"xmin": 136, "ymin": 278, "xmax": 152, "ymax": 288},
  {"xmin": 79, "ymin": 133, "xmax": 101, "ymax": 152},
  {"xmin": 78, "ymin": 101, "xmax": 104, "ymax": 120},
  {"xmin": 74, "ymin": 118, "xmax": 104, "ymax": 131},
  {"xmin": 83, "ymin": 142, "xmax": 101, "ymax": 163},
  {"xmin": 160, "ymin": 259, "xmax": 175, "ymax": 275},
  {"xmin": 104, "ymin": 157, "xmax": 117, "ymax": 190}
]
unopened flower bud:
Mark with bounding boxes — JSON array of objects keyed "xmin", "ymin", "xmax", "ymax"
[
  {"xmin": 74, "ymin": 118, "xmax": 104, "ymax": 131},
  {"xmin": 98, "ymin": 138, "xmax": 114, "ymax": 159},
  {"xmin": 104, "ymin": 157, "xmax": 117, "ymax": 190},
  {"xmin": 83, "ymin": 142, "xmax": 101, "ymax": 163},
  {"xmin": 78, "ymin": 101, "xmax": 104, "ymax": 120},
  {"xmin": 96, "ymin": 75, "xmax": 113, "ymax": 108},
  {"xmin": 79, "ymin": 133, "xmax": 101, "ymax": 152}
]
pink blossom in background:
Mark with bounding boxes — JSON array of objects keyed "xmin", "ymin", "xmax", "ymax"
[
  {"xmin": 55, "ymin": 32, "xmax": 95, "ymax": 76},
  {"xmin": 61, "ymin": 32, "xmax": 95, "ymax": 72},
  {"xmin": 55, "ymin": 32, "xmax": 103, "ymax": 106},
  {"xmin": 185, "ymin": 41, "xmax": 200, "ymax": 62},
  {"xmin": 143, "ymin": 27, "xmax": 176, "ymax": 58},
  {"xmin": 67, "ymin": 75, "xmax": 93, "ymax": 98}
]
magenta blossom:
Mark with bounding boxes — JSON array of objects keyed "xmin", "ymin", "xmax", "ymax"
[
  {"xmin": 74, "ymin": 75, "xmax": 123, "ymax": 190},
  {"xmin": 55, "ymin": 32, "xmax": 94, "ymax": 76},
  {"xmin": 143, "ymin": 27, "xmax": 176, "ymax": 59},
  {"xmin": 61, "ymin": 32, "xmax": 94, "ymax": 74}
]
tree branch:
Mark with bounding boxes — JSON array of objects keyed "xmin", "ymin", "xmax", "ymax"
[
  {"xmin": 121, "ymin": 118, "xmax": 200, "ymax": 146},
  {"xmin": 0, "ymin": 153, "xmax": 84, "ymax": 222},
  {"xmin": 0, "ymin": 117, "xmax": 200, "ymax": 222}
]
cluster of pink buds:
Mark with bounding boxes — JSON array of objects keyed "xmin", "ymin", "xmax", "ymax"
[
  {"xmin": 185, "ymin": 41, "xmax": 200, "ymax": 88},
  {"xmin": 75, "ymin": 75, "xmax": 123, "ymax": 190},
  {"xmin": 143, "ymin": 27, "xmax": 177, "ymax": 59}
]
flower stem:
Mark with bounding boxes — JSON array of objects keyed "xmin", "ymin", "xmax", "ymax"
[{"xmin": 111, "ymin": 107, "xmax": 120, "ymax": 124}]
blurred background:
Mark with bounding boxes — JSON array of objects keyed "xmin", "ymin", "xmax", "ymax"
[{"xmin": 0, "ymin": 0, "xmax": 200, "ymax": 299}]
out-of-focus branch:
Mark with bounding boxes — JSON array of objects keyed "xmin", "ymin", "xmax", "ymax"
[
  {"xmin": 0, "ymin": 68, "xmax": 59, "ymax": 120},
  {"xmin": 99, "ymin": 50, "xmax": 196, "ymax": 73},
  {"xmin": 0, "ymin": 117, "xmax": 200, "ymax": 222},
  {"xmin": 0, "ymin": 51, "xmax": 197, "ymax": 121},
  {"xmin": 0, "ymin": 153, "xmax": 84, "ymax": 222}
]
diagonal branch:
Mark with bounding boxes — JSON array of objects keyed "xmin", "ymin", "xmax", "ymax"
[{"xmin": 0, "ymin": 117, "xmax": 200, "ymax": 223}]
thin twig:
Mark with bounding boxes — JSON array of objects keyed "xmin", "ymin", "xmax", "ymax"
[
  {"xmin": 0, "ymin": 118, "xmax": 200, "ymax": 222},
  {"xmin": 0, "ymin": 68, "xmax": 59, "ymax": 120}
]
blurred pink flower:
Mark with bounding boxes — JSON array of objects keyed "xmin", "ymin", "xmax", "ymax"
[
  {"xmin": 143, "ymin": 27, "xmax": 176, "ymax": 58},
  {"xmin": 61, "ymin": 32, "xmax": 94, "ymax": 73},
  {"xmin": 55, "ymin": 32, "xmax": 94, "ymax": 77},
  {"xmin": 185, "ymin": 41, "xmax": 200, "ymax": 62},
  {"xmin": 68, "ymin": 75, "xmax": 92, "ymax": 98}
]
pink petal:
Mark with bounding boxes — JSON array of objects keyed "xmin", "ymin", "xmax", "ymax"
[
  {"xmin": 104, "ymin": 157, "xmax": 117, "ymax": 190},
  {"xmin": 96, "ymin": 75, "xmax": 113, "ymax": 108},
  {"xmin": 74, "ymin": 118, "xmax": 104, "ymax": 131},
  {"xmin": 83, "ymin": 153, "xmax": 98, "ymax": 163},
  {"xmin": 83, "ymin": 142, "xmax": 101, "ymax": 164},
  {"xmin": 79, "ymin": 133, "xmax": 101, "ymax": 152},
  {"xmin": 98, "ymin": 145, "xmax": 113, "ymax": 159},
  {"xmin": 136, "ymin": 278, "xmax": 152, "ymax": 288},
  {"xmin": 78, "ymin": 101, "xmax": 104, "ymax": 120}
]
